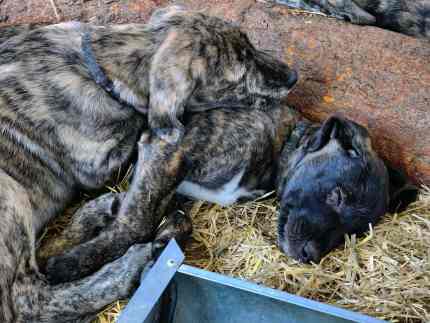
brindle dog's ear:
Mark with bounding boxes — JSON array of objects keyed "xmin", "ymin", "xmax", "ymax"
[
  {"xmin": 148, "ymin": 32, "xmax": 197, "ymax": 138},
  {"xmin": 387, "ymin": 165, "xmax": 419, "ymax": 213}
]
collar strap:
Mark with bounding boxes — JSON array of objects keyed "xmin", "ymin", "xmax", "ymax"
[{"xmin": 81, "ymin": 30, "xmax": 136, "ymax": 110}]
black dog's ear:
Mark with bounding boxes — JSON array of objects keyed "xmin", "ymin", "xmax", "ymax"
[
  {"xmin": 387, "ymin": 165, "xmax": 419, "ymax": 213},
  {"xmin": 305, "ymin": 115, "xmax": 351, "ymax": 153},
  {"xmin": 304, "ymin": 116, "xmax": 338, "ymax": 152}
]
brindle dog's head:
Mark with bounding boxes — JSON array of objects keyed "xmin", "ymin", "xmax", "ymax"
[
  {"xmin": 276, "ymin": 115, "xmax": 389, "ymax": 263},
  {"xmin": 147, "ymin": 6, "xmax": 298, "ymax": 133}
]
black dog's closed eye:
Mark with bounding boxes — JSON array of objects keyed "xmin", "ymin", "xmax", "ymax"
[{"xmin": 326, "ymin": 186, "xmax": 346, "ymax": 211}]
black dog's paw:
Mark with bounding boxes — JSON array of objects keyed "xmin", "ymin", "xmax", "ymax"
[{"xmin": 152, "ymin": 210, "xmax": 193, "ymax": 258}]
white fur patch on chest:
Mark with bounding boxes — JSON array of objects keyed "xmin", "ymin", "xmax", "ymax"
[{"xmin": 176, "ymin": 169, "xmax": 254, "ymax": 206}]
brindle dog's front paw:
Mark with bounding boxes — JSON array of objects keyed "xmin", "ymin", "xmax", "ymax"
[
  {"xmin": 152, "ymin": 127, "xmax": 184, "ymax": 144},
  {"xmin": 148, "ymin": 109, "xmax": 185, "ymax": 143},
  {"xmin": 136, "ymin": 130, "xmax": 188, "ymax": 181}
]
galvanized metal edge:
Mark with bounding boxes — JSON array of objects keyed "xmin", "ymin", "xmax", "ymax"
[
  {"xmin": 177, "ymin": 264, "xmax": 386, "ymax": 323},
  {"xmin": 117, "ymin": 239, "xmax": 185, "ymax": 323}
]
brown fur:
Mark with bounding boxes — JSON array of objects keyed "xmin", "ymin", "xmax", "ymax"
[
  {"xmin": 0, "ymin": 5, "xmax": 297, "ymax": 322},
  {"xmin": 41, "ymin": 103, "xmax": 300, "ymax": 285}
]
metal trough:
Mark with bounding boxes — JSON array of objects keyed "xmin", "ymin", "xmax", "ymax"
[{"xmin": 118, "ymin": 240, "xmax": 385, "ymax": 323}]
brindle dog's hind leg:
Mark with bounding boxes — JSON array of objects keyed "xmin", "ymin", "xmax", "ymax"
[
  {"xmin": 0, "ymin": 171, "xmax": 153, "ymax": 322},
  {"xmin": 60, "ymin": 193, "xmax": 126, "ymax": 245},
  {"xmin": 19, "ymin": 243, "xmax": 153, "ymax": 323},
  {"xmin": 39, "ymin": 193, "xmax": 193, "ymax": 273},
  {"xmin": 46, "ymin": 131, "xmax": 188, "ymax": 284},
  {"xmin": 37, "ymin": 192, "xmax": 126, "ymax": 267}
]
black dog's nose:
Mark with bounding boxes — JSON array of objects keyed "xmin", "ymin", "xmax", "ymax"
[
  {"xmin": 286, "ymin": 70, "xmax": 298, "ymax": 88},
  {"xmin": 299, "ymin": 246, "xmax": 311, "ymax": 263},
  {"xmin": 300, "ymin": 241, "xmax": 321, "ymax": 263}
]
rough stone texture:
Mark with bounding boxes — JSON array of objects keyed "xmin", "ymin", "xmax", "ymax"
[
  {"xmin": 1, "ymin": 0, "xmax": 429, "ymax": 185},
  {"xmin": 240, "ymin": 5, "xmax": 430, "ymax": 187}
]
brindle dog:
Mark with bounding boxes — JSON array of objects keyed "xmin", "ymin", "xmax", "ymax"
[
  {"xmin": 42, "ymin": 100, "xmax": 415, "ymax": 287},
  {"xmin": 0, "ymin": 6, "xmax": 298, "ymax": 322},
  {"xmin": 278, "ymin": 0, "xmax": 430, "ymax": 39}
]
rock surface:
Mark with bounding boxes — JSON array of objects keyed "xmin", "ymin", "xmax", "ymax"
[{"xmin": 1, "ymin": 0, "xmax": 429, "ymax": 185}]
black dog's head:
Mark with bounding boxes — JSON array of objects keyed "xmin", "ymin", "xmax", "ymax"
[{"xmin": 276, "ymin": 115, "xmax": 390, "ymax": 263}]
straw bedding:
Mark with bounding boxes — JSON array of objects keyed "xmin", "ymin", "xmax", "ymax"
[
  {"xmin": 4, "ymin": 3, "xmax": 425, "ymax": 322},
  {"xmin": 183, "ymin": 191, "xmax": 430, "ymax": 322},
  {"xmin": 85, "ymin": 182, "xmax": 429, "ymax": 322}
]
